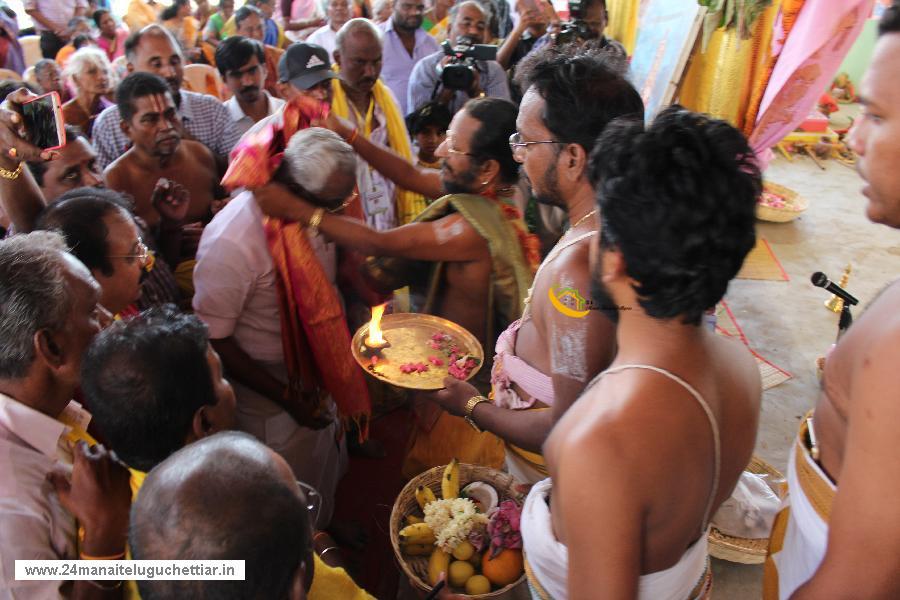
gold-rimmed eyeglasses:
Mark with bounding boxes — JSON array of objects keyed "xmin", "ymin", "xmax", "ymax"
[
  {"xmin": 508, "ymin": 132, "xmax": 564, "ymax": 162},
  {"xmin": 438, "ymin": 136, "xmax": 475, "ymax": 157},
  {"xmin": 109, "ymin": 238, "xmax": 155, "ymax": 272},
  {"xmin": 109, "ymin": 238, "xmax": 151, "ymax": 263}
]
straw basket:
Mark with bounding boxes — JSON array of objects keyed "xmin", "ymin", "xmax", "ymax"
[
  {"xmin": 756, "ymin": 181, "xmax": 809, "ymax": 223},
  {"xmin": 390, "ymin": 463, "xmax": 527, "ymax": 598},
  {"xmin": 708, "ymin": 456, "xmax": 785, "ymax": 564}
]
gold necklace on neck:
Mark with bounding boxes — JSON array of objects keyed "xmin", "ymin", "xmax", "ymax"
[{"xmin": 570, "ymin": 209, "xmax": 598, "ymax": 230}]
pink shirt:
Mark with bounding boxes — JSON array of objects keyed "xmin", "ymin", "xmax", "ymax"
[{"xmin": 0, "ymin": 394, "xmax": 88, "ymax": 599}]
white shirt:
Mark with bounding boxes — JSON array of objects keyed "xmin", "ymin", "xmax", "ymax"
[
  {"xmin": 193, "ymin": 191, "xmax": 338, "ymax": 363},
  {"xmin": 224, "ymin": 92, "xmax": 286, "ymax": 138},
  {"xmin": 345, "ymin": 91, "xmax": 401, "ymax": 231},
  {"xmin": 0, "ymin": 394, "xmax": 89, "ymax": 600},
  {"xmin": 305, "ymin": 25, "xmax": 338, "ymax": 62}
]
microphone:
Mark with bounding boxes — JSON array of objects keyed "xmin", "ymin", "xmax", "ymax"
[{"xmin": 811, "ymin": 272, "xmax": 859, "ymax": 306}]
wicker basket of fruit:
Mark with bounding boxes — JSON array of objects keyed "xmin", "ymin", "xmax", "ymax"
[{"xmin": 390, "ymin": 460, "xmax": 528, "ymax": 597}]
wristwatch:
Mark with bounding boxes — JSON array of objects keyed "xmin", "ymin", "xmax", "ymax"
[{"xmin": 464, "ymin": 395, "xmax": 489, "ymax": 432}]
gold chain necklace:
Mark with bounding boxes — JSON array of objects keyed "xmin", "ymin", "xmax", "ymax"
[{"xmin": 570, "ymin": 209, "xmax": 598, "ymax": 230}]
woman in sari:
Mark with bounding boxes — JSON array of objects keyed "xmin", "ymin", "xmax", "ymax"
[
  {"xmin": 162, "ymin": 0, "xmax": 203, "ymax": 62},
  {"xmin": 94, "ymin": 9, "xmax": 128, "ymax": 61}
]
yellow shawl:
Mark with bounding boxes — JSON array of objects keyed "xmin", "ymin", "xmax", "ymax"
[{"xmin": 330, "ymin": 75, "xmax": 426, "ymax": 224}]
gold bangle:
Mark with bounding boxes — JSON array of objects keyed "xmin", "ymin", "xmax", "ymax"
[
  {"xmin": 347, "ymin": 127, "xmax": 359, "ymax": 145},
  {"xmin": 307, "ymin": 208, "xmax": 325, "ymax": 235},
  {"xmin": 0, "ymin": 162, "xmax": 22, "ymax": 180},
  {"xmin": 318, "ymin": 546, "xmax": 340, "ymax": 560},
  {"xmin": 464, "ymin": 395, "xmax": 488, "ymax": 432}
]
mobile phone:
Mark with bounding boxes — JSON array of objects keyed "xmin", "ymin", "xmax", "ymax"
[{"xmin": 21, "ymin": 92, "xmax": 66, "ymax": 151}]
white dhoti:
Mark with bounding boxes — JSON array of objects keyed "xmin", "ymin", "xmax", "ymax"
[
  {"xmin": 763, "ymin": 417, "xmax": 835, "ymax": 600},
  {"xmin": 521, "ymin": 478, "xmax": 712, "ymax": 600},
  {"xmin": 232, "ymin": 362, "xmax": 348, "ymax": 530}
]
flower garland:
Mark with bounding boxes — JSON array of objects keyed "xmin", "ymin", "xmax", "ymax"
[{"xmin": 483, "ymin": 189, "xmax": 542, "ymax": 274}]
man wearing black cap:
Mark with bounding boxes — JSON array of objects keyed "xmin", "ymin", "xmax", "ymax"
[
  {"xmin": 217, "ymin": 36, "xmax": 287, "ymax": 137},
  {"xmin": 239, "ymin": 42, "xmax": 338, "ymax": 143}
]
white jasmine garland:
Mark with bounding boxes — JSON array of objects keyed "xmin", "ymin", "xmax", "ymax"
[{"xmin": 423, "ymin": 498, "xmax": 489, "ymax": 552}]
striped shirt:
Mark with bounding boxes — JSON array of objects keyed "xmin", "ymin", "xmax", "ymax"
[{"xmin": 92, "ymin": 90, "xmax": 241, "ymax": 169}]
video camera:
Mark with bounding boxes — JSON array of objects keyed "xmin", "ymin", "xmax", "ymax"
[
  {"xmin": 552, "ymin": 0, "xmax": 598, "ymax": 45},
  {"xmin": 439, "ymin": 37, "xmax": 498, "ymax": 91}
]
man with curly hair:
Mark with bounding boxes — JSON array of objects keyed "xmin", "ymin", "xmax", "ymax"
[{"xmin": 521, "ymin": 106, "xmax": 763, "ymax": 598}]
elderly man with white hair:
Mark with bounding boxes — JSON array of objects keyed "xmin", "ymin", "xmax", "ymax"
[
  {"xmin": 61, "ymin": 46, "xmax": 114, "ymax": 139},
  {"xmin": 192, "ymin": 127, "xmax": 357, "ymax": 530}
]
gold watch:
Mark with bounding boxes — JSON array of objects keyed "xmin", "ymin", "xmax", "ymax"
[{"xmin": 464, "ymin": 395, "xmax": 488, "ymax": 432}]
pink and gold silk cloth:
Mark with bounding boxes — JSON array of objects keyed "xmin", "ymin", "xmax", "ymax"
[{"xmin": 749, "ymin": 0, "xmax": 874, "ymax": 165}]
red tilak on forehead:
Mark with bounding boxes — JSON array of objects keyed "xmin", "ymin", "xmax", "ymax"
[{"xmin": 149, "ymin": 94, "xmax": 167, "ymax": 115}]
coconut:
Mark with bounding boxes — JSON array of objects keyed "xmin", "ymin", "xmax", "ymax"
[{"xmin": 461, "ymin": 481, "xmax": 498, "ymax": 514}]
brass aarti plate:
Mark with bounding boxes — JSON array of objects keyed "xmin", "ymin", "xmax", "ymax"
[{"xmin": 351, "ymin": 313, "xmax": 484, "ymax": 390}]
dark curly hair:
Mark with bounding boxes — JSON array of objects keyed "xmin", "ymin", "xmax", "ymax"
[
  {"xmin": 514, "ymin": 45, "xmax": 641, "ymax": 154},
  {"xmin": 81, "ymin": 305, "xmax": 217, "ymax": 473},
  {"xmin": 589, "ymin": 106, "xmax": 761, "ymax": 325},
  {"xmin": 880, "ymin": 0, "xmax": 900, "ymax": 35}
]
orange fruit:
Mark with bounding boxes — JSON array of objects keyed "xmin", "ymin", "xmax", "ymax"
[{"xmin": 481, "ymin": 547, "xmax": 523, "ymax": 587}]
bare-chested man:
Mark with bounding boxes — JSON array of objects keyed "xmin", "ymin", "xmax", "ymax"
[
  {"xmin": 428, "ymin": 47, "xmax": 641, "ymax": 483},
  {"xmin": 255, "ymin": 97, "xmax": 535, "ymax": 474},
  {"xmin": 521, "ymin": 107, "xmax": 763, "ymax": 598},
  {"xmin": 104, "ymin": 71, "xmax": 221, "ymax": 231},
  {"xmin": 764, "ymin": 5, "xmax": 900, "ymax": 598}
]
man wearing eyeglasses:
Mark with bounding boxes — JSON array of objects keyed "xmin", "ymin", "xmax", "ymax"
[
  {"xmin": 261, "ymin": 47, "xmax": 644, "ymax": 482},
  {"xmin": 255, "ymin": 97, "xmax": 536, "ymax": 476}
]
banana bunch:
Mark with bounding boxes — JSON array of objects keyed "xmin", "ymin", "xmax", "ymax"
[
  {"xmin": 399, "ymin": 522, "xmax": 436, "ymax": 545},
  {"xmin": 400, "ymin": 522, "xmax": 436, "ymax": 556},
  {"xmin": 403, "ymin": 460, "xmax": 461, "ymax": 565},
  {"xmin": 442, "ymin": 458, "xmax": 459, "ymax": 500}
]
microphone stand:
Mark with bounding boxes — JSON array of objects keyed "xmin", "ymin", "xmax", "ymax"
[{"xmin": 837, "ymin": 302, "xmax": 853, "ymax": 340}]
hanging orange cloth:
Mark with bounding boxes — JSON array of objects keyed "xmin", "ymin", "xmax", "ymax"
[{"xmin": 222, "ymin": 96, "xmax": 372, "ymax": 431}]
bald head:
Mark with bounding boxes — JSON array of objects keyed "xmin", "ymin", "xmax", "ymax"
[
  {"xmin": 334, "ymin": 18, "xmax": 384, "ymax": 95},
  {"xmin": 335, "ymin": 17, "xmax": 383, "ymax": 54},
  {"xmin": 130, "ymin": 432, "xmax": 311, "ymax": 600},
  {"xmin": 124, "ymin": 24, "xmax": 185, "ymax": 98},
  {"xmin": 449, "ymin": 1, "xmax": 489, "ymax": 44}
]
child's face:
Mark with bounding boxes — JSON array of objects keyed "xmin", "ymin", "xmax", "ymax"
[{"xmin": 416, "ymin": 124, "xmax": 446, "ymax": 159}]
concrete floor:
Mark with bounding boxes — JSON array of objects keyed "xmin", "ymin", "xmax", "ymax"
[{"xmin": 711, "ymin": 152, "xmax": 900, "ymax": 597}]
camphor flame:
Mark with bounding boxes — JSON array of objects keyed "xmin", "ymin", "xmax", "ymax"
[{"xmin": 366, "ymin": 303, "xmax": 387, "ymax": 347}]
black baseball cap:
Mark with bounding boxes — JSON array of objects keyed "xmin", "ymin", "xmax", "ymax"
[{"xmin": 278, "ymin": 43, "xmax": 337, "ymax": 90}]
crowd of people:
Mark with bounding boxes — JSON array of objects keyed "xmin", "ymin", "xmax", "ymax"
[{"xmin": 0, "ymin": 0, "xmax": 899, "ymax": 598}]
